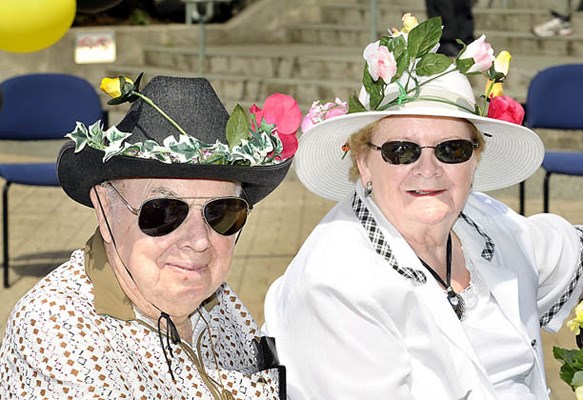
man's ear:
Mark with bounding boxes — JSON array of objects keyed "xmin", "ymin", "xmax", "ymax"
[{"xmin": 90, "ymin": 185, "xmax": 113, "ymax": 244}]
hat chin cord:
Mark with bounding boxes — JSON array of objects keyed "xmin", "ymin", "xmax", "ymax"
[{"xmin": 93, "ymin": 187, "xmax": 181, "ymax": 381}]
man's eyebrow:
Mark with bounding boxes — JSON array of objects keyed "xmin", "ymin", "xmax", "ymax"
[{"xmin": 150, "ymin": 186, "xmax": 177, "ymax": 196}]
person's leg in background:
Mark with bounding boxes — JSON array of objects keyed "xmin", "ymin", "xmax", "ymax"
[
  {"xmin": 533, "ymin": 0, "xmax": 573, "ymax": 37},
  {"xmin": 426, "ymin": 0, "xmax": 474, "ymax": 56},
  {"xmin": 455, "ymin": 0, "xmax": 475, "ymax": 44}
]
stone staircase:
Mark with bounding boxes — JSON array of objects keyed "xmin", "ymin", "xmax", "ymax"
[{"xmin": 105, "ymin": 0, "xmax": 583, "ymax": 148}]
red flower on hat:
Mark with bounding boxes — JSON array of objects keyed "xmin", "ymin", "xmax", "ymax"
[
  {"xmin": 487, "ymin": 95, "xmax": 525, "ymax": 125},
  {"xmin": 250, "ymin": 93, "xmax": 302, "ymax": 160}
]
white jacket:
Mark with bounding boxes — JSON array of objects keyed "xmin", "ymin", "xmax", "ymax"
[{"xmin": 264, "ymin": 188, "xmax": 583, "ymax": 400}]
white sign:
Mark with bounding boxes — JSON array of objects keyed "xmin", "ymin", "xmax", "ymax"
[{"xmin": 75, "ymin": 31, "xmax": 116, "ymax": 64}]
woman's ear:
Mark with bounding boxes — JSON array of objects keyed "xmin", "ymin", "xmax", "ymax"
[
  {"xmin": 355, "ymin": 150, "xmax": 372, "ymax": 188},
  {"xmin": 90, "ymin": 185, "xmax": 113, "ymax": 244}
]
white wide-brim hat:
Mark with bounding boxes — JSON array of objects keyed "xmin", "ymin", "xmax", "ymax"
[{"xmin": 295, "ymin": 71, "xmax": 544, "ymax": 202}]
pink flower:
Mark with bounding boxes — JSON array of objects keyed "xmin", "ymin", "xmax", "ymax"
[
  {"xmin": 278, "ymin": 133, "xmax": 298, "ymax": 160},
  {"xmin": 250, "ymin": 93, "xmax": 302, "ymax": 160},
  {"xmin": 458, "ymin": 35, "xmax": 495, "ymax": 73},
  {"xmin": 301, "ymin": 98, "xmax": 348, "ymax": 132},
  {"xmin": 487, "ymin": 95, "xmax": 525, "ymax": 125},
  {"xmin": 363, "ymin": 41, "xmax": 397, "ymax": 82}
]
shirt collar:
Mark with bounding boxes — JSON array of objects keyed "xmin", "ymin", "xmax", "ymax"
[{"xmin": 84, "ymin": 229, "xmax": 136, "ymax": 321}]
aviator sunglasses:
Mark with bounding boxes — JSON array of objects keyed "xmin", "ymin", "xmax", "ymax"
[
  {"xmin": 367, "ymin": 139, "xmax": 478, "ymax": 165},
  {"xmin": 104, "ymin": 183, "xmax": 251, "ymax": 237}
]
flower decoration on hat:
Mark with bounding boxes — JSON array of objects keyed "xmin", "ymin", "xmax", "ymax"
[
  {"xmin": 301, "ymin": 12, "xmax": 525, "ymax": 136},
  {"xmin": 301, "ymin": 98, "xmax": 349, "ymax": 133},
  {"xmin": 66, "ymin": 74, "xmax": 301, "ymax": 166}
]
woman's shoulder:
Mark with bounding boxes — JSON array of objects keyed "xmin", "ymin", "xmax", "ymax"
[
  {"xmin": 465, "ymin": 192, "xmax": 577, "ymax": 234},
  {"xmin": 303, "ymin": 198, "xmax": 371, "ymax": 250}
]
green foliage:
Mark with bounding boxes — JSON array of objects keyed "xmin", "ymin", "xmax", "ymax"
[
  {"xmin": 407, "ymin": 17, "xmax": 442, "ymax": 61},
  {"xmin": 361, "ymin": 16, "xmax": 462, "ymax": 112},
  {"xmin": 226, "ymin": 104, "xmax": 251, "ymax": 149},
  {"xmin": 554, "ymin": 345, "xmax": 583, "ymax": 390},
  {"xmin": 416, "ymin": 53, "xmax": 452, "ymax": 76},
  {"xmin": 348, "ymin": 94, "xmax": 367, "ymax": 114},
  {"xmin": 130, "ymin": 8, "xmax": 150, "ymax": 25},
  {"xmin": 363, "ymin": 63, "xmax": 385, "ymax": 110}
]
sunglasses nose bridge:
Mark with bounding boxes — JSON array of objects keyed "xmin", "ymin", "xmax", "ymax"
[
  {"xmin": 177, "ymin": 204, "xmax": 214, "ymax": 250},
  {"xmin": 412, "ymin": 146, "xmax": 445, "ymax": 173}
]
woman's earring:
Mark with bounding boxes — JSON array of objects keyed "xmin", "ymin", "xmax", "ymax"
[{"xmin": 364, "ymin": 181, "xmax": 373, "ymax": 197}]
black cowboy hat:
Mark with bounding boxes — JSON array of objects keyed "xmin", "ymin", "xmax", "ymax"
[{"xmin": 57, "ymin": 76, "xmax": 292, "ymax": 207}]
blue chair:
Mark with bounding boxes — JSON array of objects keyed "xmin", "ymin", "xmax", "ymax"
[
  {"xmin": 524, "ymin": 64, "xmax": 583, "ymax": 214},
  {"xmin": 0, "ymin": 73, "xmax": 106, "ymax": 288}
]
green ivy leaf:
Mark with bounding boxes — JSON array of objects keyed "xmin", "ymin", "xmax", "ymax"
[
  {"xmin": 407, "ymin": 16, "xmax": 442, "ymax": 60},
  {"xmin": 66, "ymin": 123, "xmax": 89, "ymax": 152},
  {"xmin": 416, "ymin": 53, "xmax": 452, "ymax": 76},
  {"xmin": 348, "ymin": 94, "xmax": 366, "ymax": 113},
  {"xmin": 226, "ymin": 104, "xmax": 250, "ymax": 149},
  {"xmin": 105, "ymin": 126, "xmax": 132, "ymax": 145}
]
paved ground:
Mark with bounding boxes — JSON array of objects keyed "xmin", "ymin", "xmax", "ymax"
[{"xmin": 1, "ymin": 140, "xmax": 582, "ymax": 399}]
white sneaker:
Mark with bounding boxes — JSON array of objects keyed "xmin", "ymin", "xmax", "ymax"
[{"xmin": 532, "ymin": 17, "xmax": 573, "ymax": 37}]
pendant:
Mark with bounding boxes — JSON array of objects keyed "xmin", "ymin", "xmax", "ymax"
[
  {"xmin": 221, "ymin": 389, "xmax": 235, "ymax": 400},
  {"xmin": 447, "ymin": 289, "xmax": 466, "ymax": 320}
]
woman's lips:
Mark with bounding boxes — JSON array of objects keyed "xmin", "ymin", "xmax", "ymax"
[{"xmin": 407, "ymin": 189, "xmax": 445, "ymax": 197}]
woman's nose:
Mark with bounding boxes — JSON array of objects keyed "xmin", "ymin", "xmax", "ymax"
[{"xmin": 413, "ymin": 149, "xmax": 442, "ymax": 177}]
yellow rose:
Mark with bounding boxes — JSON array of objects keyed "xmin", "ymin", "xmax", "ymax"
[
  {"xmin": 401, "ymin": 13, "xmax": 419, "ymax": 33},
  {"xmin": 485, "ymin": 80, "xmax": 504, "ymax": 98},
  {"xmin": 494, "ymin": 50, "xmax": 512, "ymax": 76},
  {"xmin": 567, "ymin": 301, "xmax": 583, "ymax": 334},
  {"xmin": 576, "ymin": 385, "xmax": 583, "ymax": 400},
  {"xmin": 100, "ymin": 76, "xmax": 133, "ymax": 99}
]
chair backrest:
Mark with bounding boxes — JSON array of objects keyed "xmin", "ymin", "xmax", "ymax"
[
  {"xmin": 0, "ymin": 73, "xmax": 104, "ymax": 140},
  {"xmin": 525, "ymin": 64, "xmax": 583, "ymax": 130}
]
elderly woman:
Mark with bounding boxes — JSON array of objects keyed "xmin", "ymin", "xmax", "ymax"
[
  {"xmin": 0, "ymin": 75, "xmax": 299, "ymax": 399},
  {"xmin": 263, "ymin": 15, "xmax": 583, "ymax": 400}
]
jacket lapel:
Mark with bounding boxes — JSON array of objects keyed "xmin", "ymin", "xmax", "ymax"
[{"xmin": 455, "ymin": 217, "xmax": 523, "ymax": 335}]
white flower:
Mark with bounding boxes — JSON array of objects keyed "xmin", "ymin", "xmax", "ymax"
[
  {"xmin": 363, "ymin": 41, "xmax": 397, "ymax": 82},
  {"xmin": 458, "ymin": 35, "xmax": 495, "ymax": 73}
]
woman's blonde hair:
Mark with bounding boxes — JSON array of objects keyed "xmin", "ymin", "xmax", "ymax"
[{"xmin": 347, "ymin": 116, "xmax": 486, "ymax": 181}]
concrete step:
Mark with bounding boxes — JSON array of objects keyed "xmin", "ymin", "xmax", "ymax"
[
  {"xmin": 286, "ymin": 22, "xmax": 583, "ymax": 56},
  {"xmin": 322, "ymin": 4, "xmax": 555, "ymax": 34},
  {"xmin": 140, "ymin": 44, "xmax": 577, "ymax": 101},
  {"xmin": 105, "ymin": 63, "xmax": 361, "ymax": 109},
  {"xmin": 486, "ymin": 30, "xmax": 583, "ymax": 56},
  {"xmin": 349, "ymin": 0, "xmax": 559, "ymax": 8},
  {"xmin": 142, "ymin": 44, "xmax": 361, "ymax": 81}
]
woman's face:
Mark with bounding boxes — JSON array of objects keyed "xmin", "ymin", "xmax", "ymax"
[
  {"xmin": 98, "ymin": 178, "xmax": 240, "ymax": 318},
  {"xmin": 357, "ymin": 115, "xmax": 478, "ymax": 230}
]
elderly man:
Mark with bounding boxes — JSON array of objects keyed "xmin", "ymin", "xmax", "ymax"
[{"xmin": 0, "ymin": 75, "xmax": 300, "ymax": 399}]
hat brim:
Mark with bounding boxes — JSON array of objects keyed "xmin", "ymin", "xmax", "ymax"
[
  {"xmin": 57, "ymin": 141, "xmax": 292, "ymax": 207},
  {"xmin": 294, "ymin": 106, "xmax": 544, "ymax": 201}
]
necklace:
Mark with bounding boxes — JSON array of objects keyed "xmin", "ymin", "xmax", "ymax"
[{"xmin": 418, "ymin": 233, "xmax": 466, "ymax": 320}]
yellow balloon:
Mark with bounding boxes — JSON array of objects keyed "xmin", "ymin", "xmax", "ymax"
[{"xmin": 0, "ymin": 0, "xmax": 76, "ymax": 53}]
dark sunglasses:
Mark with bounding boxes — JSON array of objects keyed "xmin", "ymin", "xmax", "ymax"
[
  {"xmin": 105, "ymin": 183, "xmax": 250, "ymax": 237},
  {"xmin": 367, "ymin": 139, "xmax": 478, "ymax": 165}
]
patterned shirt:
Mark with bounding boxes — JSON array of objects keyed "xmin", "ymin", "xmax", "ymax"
[{"xmin": 0, "ymin": 232, "xmax": 283, "ymax": 399}]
